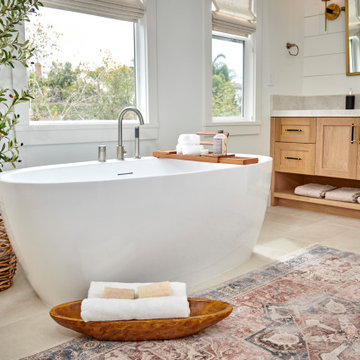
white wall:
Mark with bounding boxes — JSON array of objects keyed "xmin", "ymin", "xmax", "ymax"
[
  {"xmin": 303, "ymin": 0, "xmax": 360, "ymax": 95},
  {"xmin": 156, "ymin": 0, "xmax": 207, "ymax": 150},
  {"xmin": 257, "ymin": 0, "xmax": 305, "ymax": 155}
]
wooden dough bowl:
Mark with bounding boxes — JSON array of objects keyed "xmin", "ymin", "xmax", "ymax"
[{"xmin": 50, "ymin": 298, "xmax": 233, "ymax": 341}]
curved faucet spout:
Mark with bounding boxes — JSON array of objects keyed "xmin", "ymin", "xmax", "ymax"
[{"xmin": 117, "ymin": 107, "xmax": 144, "ymax": 160}]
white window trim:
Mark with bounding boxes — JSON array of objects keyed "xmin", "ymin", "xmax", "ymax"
[
  {"xmin": 14, "ymin": 0, "xmax": 159, "ymax": 146},
  {"xmin": 209, "ymin": 30, "xmax": 256, "ymax": 123}
]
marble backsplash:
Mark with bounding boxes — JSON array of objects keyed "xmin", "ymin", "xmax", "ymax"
[{"xmin": 271, "ymin": 95, "xmax": 360, "ymax": 110}]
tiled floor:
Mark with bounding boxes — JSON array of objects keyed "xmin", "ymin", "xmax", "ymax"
[{"xmin": 1, "ymin": 206, "xmax": 360, "ymax": 360}]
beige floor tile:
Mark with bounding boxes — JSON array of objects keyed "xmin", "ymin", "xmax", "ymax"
[
  {"xmin": 257, "ymin": 219, "xmax": 297, "ymax": 243},
  {"xmin": 266, "ymin": 205, "xmax": 326, "ymax": 220},
  {"xmin": 0, "ymin": 312, "xmax": 79, "ymax": 360},
  {"xmin": 285, "ymin": 220, "xmax": 349, "ymax": 244},
  {"xmin": 323, "ymin": 214, "xmax": 360, "ymax": 230},
  {"xmin": 0, "ymin": 269, "xmax": 47, "ymax": 327},
  {"xmin": 323, "ymin": 228, "xmax": 360, "ymax": 253},
  {"xmin": 254, "ymin": 237, "xmax": 306, "ymax": 259}
]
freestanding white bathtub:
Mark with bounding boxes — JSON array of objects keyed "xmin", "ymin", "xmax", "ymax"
[{"xmin": 0, "ymin": 155, "xmax": 272, "ymax": 305}]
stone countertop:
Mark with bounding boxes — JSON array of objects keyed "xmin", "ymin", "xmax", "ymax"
[{"xmin": 271, "ymin": 110, "xmax": 360, "ymax": 117}]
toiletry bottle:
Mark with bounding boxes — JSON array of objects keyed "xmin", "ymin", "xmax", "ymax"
[
  {"xmin": 213, "ymin": 130, "xmax": 227, "ymax": 155},
  {"xmin": 346, "ymin": 89, "xmax": 355, "ymax": 110}
]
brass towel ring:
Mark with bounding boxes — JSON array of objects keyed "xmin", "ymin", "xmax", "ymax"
[{"xmin": 286, "ymin": 42, "xmax": 299, "ymax": 57}]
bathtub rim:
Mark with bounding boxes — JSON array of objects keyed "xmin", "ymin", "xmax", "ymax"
[{"xmin": 0, "ymin": 155, "xmax": 272, "ymax": 186}]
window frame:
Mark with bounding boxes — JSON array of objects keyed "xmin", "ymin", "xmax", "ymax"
[
  {"xmin": 15, "ymin": 2, "xmax": 159, "ymax": 146},
  {"xmin": 208, "ymin": 30, "xmax": 256, "ymax": 127},
  {"xmin": 212, "ymin": 33, "xmax": 245, "ymax": 122}
]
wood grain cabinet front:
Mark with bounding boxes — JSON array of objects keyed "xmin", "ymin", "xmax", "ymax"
[
  {"xmin": 274, "ymin": 142, "xmax": 315, "ymax": 175},
  {"xmin": 275, "ymin": 117, "xmax": 316, "ymax": 143},
  {"xmin": 270, "ymin": 116, "xmax": 360, "ymax": 218},
  {"xmin": 315, "ymin": 118, "xmax": 359, "ymax": 179}
]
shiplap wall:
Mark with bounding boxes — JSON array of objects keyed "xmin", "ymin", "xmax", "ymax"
[{"xmin": 303, "ymin": 0, "xmax": 360, "ymax": 95}]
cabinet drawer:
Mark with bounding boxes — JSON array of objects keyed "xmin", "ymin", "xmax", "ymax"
[
  {"xmin": 275, "ymin": 117, "xmax": 316, "ymax": 143},
  {"xmin": 275, "ymin": 143, "xmax": 315, "ymax": 175}
]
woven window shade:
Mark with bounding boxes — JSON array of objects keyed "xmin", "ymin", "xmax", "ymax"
[
  {"xmin": 42, "ymin": 0, "xmax": 145, "ymax": 22},
  {"xmin": 212, "ymin": 0, "xmax": 256, "ymax": 37}
]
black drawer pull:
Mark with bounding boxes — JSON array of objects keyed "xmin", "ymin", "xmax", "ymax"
[
  {"xmin": 285, "ymin": 128, "xmax": 303, "ymax": 132},
  {"xmin": 285, "ymin": 156, "xmax": 302, "ymax": 161}
]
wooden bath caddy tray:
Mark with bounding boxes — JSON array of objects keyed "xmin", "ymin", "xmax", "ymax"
[
  {"xmin": 153, "ymin": 150, "xmax": 258, "ymax": 165},
  {"xmin": 50, "ymin": 298, "xmax": 233, "ymax": 341}
]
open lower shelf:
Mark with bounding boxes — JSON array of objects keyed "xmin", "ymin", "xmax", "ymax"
[{"xmin": 273, "ymin": 190, "xmax": 360, "ymax": 210}]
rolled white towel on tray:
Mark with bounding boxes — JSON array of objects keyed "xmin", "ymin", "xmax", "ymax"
[
  {"xmin": 176, "ymin": 144, "xmax": 183, "ymax": 155},
  {"xmin": 181, "ymin": 145, "xmax": 203, "ymax": 156},
  {"xmin": 88, "ymin": 281, "xmax": 187, "ymax": 299},
  {"xmin": 177, "ymin": 134, "xmax": 200, "ymax": 145},
  {"xmin": 294, "ymin": 183, "xmax": 336, "ymax": 198},
  {"xmin": 81, "ymin": 296, "xmax": 190, "ymax": 322},
  {"xmin": 325, "ymin": 187, "xmax": 360, "ymax": 203}
]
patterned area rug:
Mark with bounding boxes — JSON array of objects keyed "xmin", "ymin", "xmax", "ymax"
[{"xmin": 22, "ymin": 245, "xmax": 360, "ymax": 360}]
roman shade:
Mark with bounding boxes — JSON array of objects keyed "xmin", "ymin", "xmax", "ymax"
[
  {"xmin": 41, "ymin": 0, "xmax": 145, "ymax": 22},
  {"xmin": 212, "ymin": 0, "xmax": 256, "ymax": 37}
]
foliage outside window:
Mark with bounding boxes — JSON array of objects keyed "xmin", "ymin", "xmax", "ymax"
[
  {"xmin": 212, "ymin": 35, "xmax": 244, "ymax": 120},
  {"xmin": 26, "ymin": 7, "xmax": 136, "ymax": 121}
]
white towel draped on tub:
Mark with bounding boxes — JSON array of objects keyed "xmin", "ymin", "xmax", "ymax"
[
  {"xmin": 294, "ymin": 183, "xmax": 336, "ymax": 198},
  {"xmin": 88, "ymin": 281, "xmax": 187, "ymax": 299},
  {"xmin": 81, "ymin": 296, "xmax": 190, "ymax": 322},
  {"xmin": 325, "ymin": 187, "xmax": 360, "ymax": 203}
]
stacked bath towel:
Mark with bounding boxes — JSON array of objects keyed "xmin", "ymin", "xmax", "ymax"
[
  {"xmin": 81, "ymin": 281, "xmax": 190, "ymax": 322},
  {"xmin": 325, "ymin": 187, "xmax": 360, "ymax": 203},
  {"xmin": 294, "ymin": 183, "xmax": 336, "ymax": 198},
  {"xmin": 294, "ymin": 183, "xmax": 360, "ymax": 203}
]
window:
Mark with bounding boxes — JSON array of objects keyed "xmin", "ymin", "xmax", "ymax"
[
  {"xmin": 212, "ymin": 34, "xmax": 244, "ymax": 121},
  {"xmin": 210, "ymin": 0, "xmax": 256, "ymax": 124},
  {"xmin": 26, "ymin": 7, "xmax": 137, "ymax": 121}
]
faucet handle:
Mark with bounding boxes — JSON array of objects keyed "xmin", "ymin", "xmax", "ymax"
[
  {"xmin": 117, "ymin": 145, "xmax": 126, "ymax": 160},
  {"xmin": 135, "ymin": 126, "xmax": 140, "ymax": 159},
  {"xmin": 98, "ymin": 145, "xmax": 106, "ymax": 162}
]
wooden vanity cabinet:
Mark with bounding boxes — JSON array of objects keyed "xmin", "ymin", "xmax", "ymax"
[
  {"xmin": 358, "ymin": 137, "xmax": 360, "ymax": 180},
  {"xmin": 271, "ymin": 116, "xmax": 360, "ymax": 219},
  {"xmin": 315, "ymin": 118, "xmax": 359, "ymax": 179}
]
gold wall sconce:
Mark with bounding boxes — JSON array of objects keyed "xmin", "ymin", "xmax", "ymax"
[{"xmin": 321, "ymin": 0, "xmax": 346, "ymax": 31}]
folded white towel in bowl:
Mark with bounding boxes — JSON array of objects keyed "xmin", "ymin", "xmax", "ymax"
[
  {"xmin": 294, "ymin": 183, "xmax": 336, "ymax": 198},
  {"xmin": 81, "ymin": 296, "xmax": 190, "ymax": 322},
  {"xmin": 325, "ymin": 187, "xmax": 360, "ymax": 203},
  {"xmin": 178, "ymin": 134, "xmax": 200, "ymax": 145},
  {"xmin": 88, "ymin": 281, "xmax": 187, "ymax": 299}
]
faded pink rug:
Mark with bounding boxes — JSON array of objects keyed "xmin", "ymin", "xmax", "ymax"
[{"xmin": 22, "ymin": 245, "xmax": 360, "ymax": 359}]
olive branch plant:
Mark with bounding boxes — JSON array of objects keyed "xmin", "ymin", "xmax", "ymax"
[{"xmin": 0, "ymin": 0, "xmax": 43, "ymax": 171}]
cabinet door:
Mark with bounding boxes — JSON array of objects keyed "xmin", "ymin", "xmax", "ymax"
[{"xmin": 315, "ymin": 118, "xmax": 358, "ymax": 179}]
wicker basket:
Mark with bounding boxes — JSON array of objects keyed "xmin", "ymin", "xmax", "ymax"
[{"xmin": 0, "ymin": 216, "xmax": 17, "ymax": 291}]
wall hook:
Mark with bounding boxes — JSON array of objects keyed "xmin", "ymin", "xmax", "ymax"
[{"xmin": 286, "ymin": 42, "xmax": 299, "ymax": 56}]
